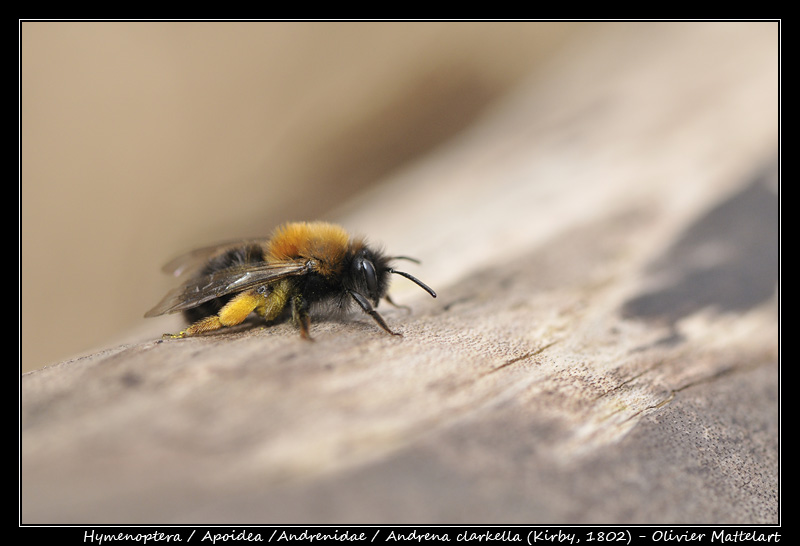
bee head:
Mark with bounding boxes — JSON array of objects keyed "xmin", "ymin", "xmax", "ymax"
[
  {"xmin": 350, "ymin": 247, "xmax": 391, "ymax": 306},
  {"xmin": 348, "ymin": 246, "xmax": 436, "ymax": 307}
]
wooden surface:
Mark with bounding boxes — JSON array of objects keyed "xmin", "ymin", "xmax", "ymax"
[
  {"xmin": 20, "ymin": 22, "xmax": 779, "ymax": 525},
  {"xmin": 21, "ymin": 22, "xmax": 581, "ymax": 375}
]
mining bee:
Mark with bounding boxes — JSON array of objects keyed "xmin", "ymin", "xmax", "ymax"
[{"xmin": 145, "ymin": 221, "xmax": 436, "ymax": 339}]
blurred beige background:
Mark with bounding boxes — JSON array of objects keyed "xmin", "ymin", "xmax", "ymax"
[{"xmin": 20, "ymin": 21, "xmax": 583, "ymax": 374}]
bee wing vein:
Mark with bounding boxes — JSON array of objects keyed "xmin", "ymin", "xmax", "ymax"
[{"xmin": 145, "ymin": 261, "xmax": 309, "ymax": 317}]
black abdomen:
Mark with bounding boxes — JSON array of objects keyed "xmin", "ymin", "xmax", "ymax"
[{"xmin": 182, "ymin": 244, "xmax": 265, "ymax": 323}]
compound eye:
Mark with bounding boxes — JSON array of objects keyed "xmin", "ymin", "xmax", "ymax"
[{"xmin": 359, "ymin": 258, "xmax": 378, "ymax": 296}]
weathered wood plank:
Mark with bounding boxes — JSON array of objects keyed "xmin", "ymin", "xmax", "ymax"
[{"xmin": 21, "ymin": 22, "xmax": 779, "ymax": 524}]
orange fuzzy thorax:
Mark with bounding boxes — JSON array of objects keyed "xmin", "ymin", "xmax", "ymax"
[{"xmin": 267, "ymin": 221, "xmax": 356, "ymax": 276}]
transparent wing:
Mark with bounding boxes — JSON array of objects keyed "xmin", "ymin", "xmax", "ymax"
[
  {"xmin": 159, "ymin": 238, "xmax": 266, "ymax": 278},
  {"xmin": 145, "ymin": 260, "xmax": 310, "ymax": 317}
]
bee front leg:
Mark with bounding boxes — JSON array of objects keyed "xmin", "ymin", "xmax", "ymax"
[
  {"xmin": 349, "ymin": 291, "xmax": 401, "ymax": 336},
  {"xmin": 384, "ymin": 294, "xmax": 411, "ymax": 313}
]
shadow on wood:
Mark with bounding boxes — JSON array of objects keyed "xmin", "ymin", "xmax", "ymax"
[{"xmin": 21, "ymin": 22, "xmax": 779, "ymax": 525}]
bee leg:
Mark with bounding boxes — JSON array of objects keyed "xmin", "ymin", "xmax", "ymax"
[
  {"xmin": 349, "ymin": 291, "xmax": 402, "ymax": 336},
  {"xmin": 291, "ymin": 294, "xmax": 313, "ymax": 340},
  {"xmin": 384, "ymin": 294, "xmax": 411, "ymax": 313},
  {"xmin": 170, "ymin": 290, "xmax": 265, "ymax": 338}
]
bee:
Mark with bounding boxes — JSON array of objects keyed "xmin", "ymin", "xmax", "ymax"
[{"xmin": 145, "ymin": 221, "xmax": 436, "ymax": 340}]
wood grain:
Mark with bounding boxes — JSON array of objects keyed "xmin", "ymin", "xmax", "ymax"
[{"xmin": 21, "ymin": 22, "xmax": 779, "ymax": 524}]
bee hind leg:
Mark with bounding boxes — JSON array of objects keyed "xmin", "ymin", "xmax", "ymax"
[{"xmin": 166, "ymin": 290, "xmax": 265, "ymax": 338}]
